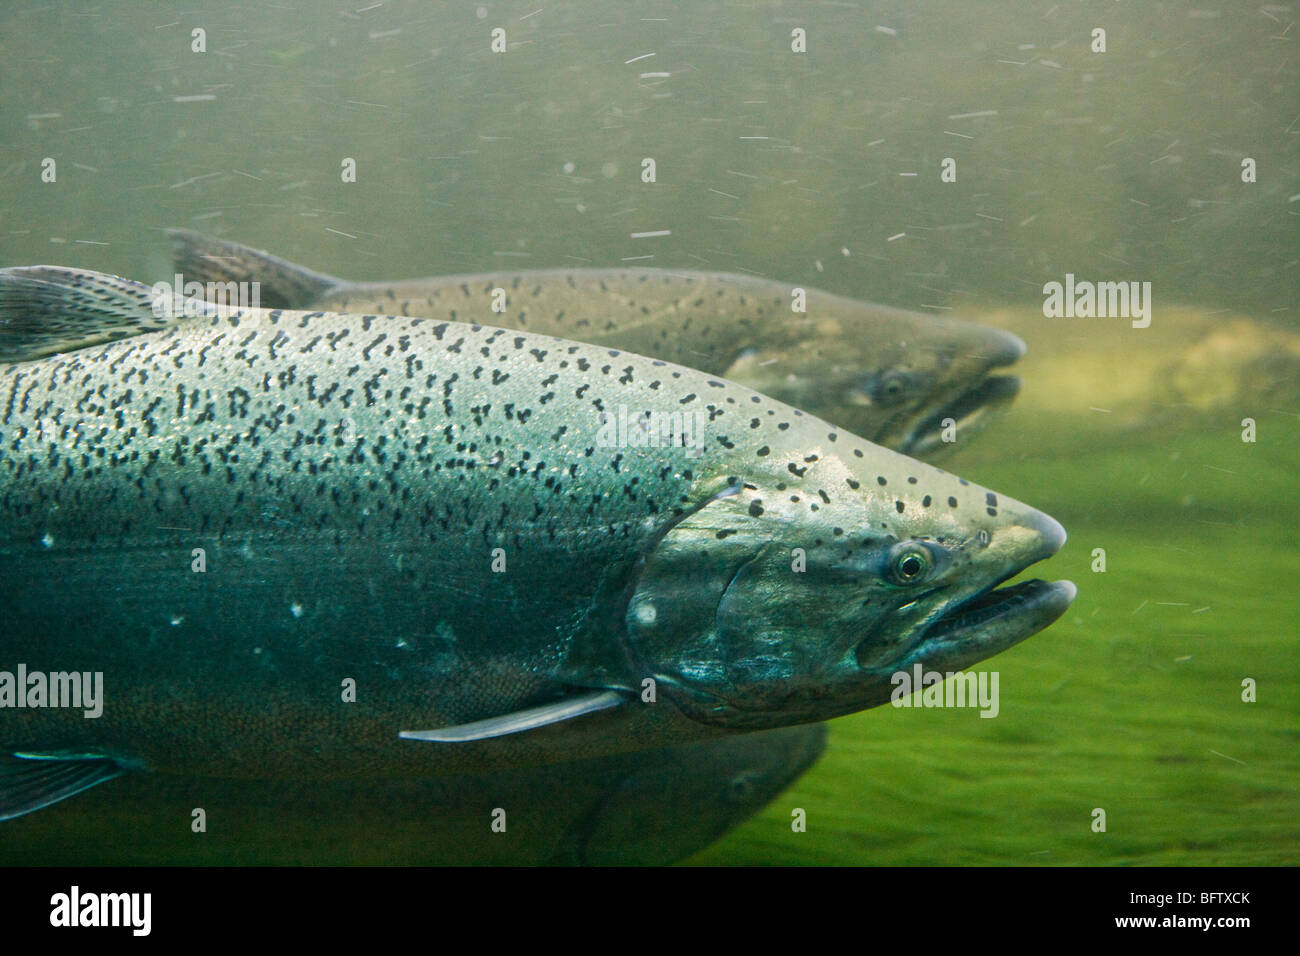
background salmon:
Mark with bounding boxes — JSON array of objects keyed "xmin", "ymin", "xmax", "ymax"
[{"xmin": 168, "ymin": 229, "xmax": 1026, "ymax": 459}]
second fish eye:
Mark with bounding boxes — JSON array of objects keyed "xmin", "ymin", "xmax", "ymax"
[{"xmin": 870, "ymin": 370, "xmax": 916, "ymax": 407}]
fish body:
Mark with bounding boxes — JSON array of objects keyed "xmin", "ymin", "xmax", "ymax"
[
  {"xmin": 167, "ymin": 230, "xmax": 1026, "ymax": 457},
  {"xmin": 0, "ymin": 266, "xmax": 1072, "ymax": 816}
]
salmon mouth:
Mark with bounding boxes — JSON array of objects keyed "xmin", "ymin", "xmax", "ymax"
[
  {"xmin": 899, "ymin": 374, "xmax": 1021, "ymax": 455},
  {"xmin": 854, "ymin": 577, "xmax": 1075, "ymax": 675},
  {"xmin": 915, "ymin": 577, "xmax": 1073, "ymax": 646}
]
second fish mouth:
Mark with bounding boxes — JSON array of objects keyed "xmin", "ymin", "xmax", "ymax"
[{"xmin": 901, "ymin": 374, "xmax": 1021, "ymax": 453}]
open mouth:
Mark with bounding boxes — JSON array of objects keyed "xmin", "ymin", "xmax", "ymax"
[
  {"xmin": 857, "ymin": 554, "xmax": 1075, "ymax": 673},
  {"xmin": 903, "ymin": 374, "xmax": 1021, "ymax": 452},
  {"xmin": 918, "ymin": 577, "xmax": 1070, "ymax": 644}
]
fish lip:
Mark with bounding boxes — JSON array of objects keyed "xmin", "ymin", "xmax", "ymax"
[
  {"xmin": 914, "ymin": 577, "xmax": 1069, "ymax": 645},
  {"xmin": 899, "ymin": 374, "xmax": 1021, "ymax": 453},
  {"xmin": 890, "ymin": 328, "xmax": 1024, "ymax": 453},
  {"xmin": 858, "ymin": 578, "xmax": 1075, "ymax": 676}
]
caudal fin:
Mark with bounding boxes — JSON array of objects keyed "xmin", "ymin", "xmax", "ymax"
[
  {"xmin": 167, "ymin": 229, "xmax": 340, "ymax": 309},
  {"xmin": 0, "ymin": 266, "xmax": 207, "ymax": 363}
]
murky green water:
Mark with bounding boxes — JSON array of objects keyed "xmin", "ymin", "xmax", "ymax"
[{"xmin": 1, "ymin": 1, "xmax": 1295, "ymax": 865}]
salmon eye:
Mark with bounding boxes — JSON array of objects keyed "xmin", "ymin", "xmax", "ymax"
[
  {"xmin": 888, "ymin": 543, "xmax": 932, "ymax": 585},
  {"xmin": 868, "ymin": 370, "xmax": 918, "ymax": 408}
]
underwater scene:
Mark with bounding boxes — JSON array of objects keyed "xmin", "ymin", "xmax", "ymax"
[{"xmin": 0, "ymin": 1, "xmax": 1295, "ymax": 867}]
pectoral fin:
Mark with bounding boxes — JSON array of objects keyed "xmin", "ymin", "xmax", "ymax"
[
  {"xmin": 0, "ymin": 752, "xmax": 125, "ymax": 820},
  {"xmin": 399, "ymin": 690, "xmax": 625, "ymax": 743}
]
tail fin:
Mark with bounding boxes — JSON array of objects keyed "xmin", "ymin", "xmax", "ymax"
[
  {"xmin": 0, "ymin": 266, "xmax": 211, "ymax": 363},
  {"xmin": 166, "ymin": 229, "xmax": 340, "ymax": 309}
]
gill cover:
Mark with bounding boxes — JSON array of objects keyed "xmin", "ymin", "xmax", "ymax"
[{"xmin": 624, "ymin": 486, "xmax": 868, "ymax": 727}]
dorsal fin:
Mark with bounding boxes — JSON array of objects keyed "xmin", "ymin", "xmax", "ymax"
[
  {"xmin": 167, "ymin": 229, "xmax": 341, "ymax": 309},
  {"xmin": 0, "ymin": 266, "xmax": 223, "ymax": 363}
]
